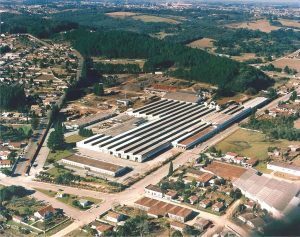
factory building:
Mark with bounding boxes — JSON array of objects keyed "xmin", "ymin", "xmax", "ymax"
[{"xmin": 77, "ymin": 97, "xmax": 269, "ymax": 162}]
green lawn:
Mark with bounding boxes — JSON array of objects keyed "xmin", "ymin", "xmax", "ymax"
[
  {"xmin": 40, "ymin": 219, "xmax": 73, "ymax": 236},
  {"xmin": 35, "ymin": 188, "xmax": 56, "ymax": 197},
  {"xmin": 215, "ymin": 128, "xmax": 294, "ymax": 160},
  {"xmin": 65, "ymin": 134, "xmax": 85, "ymax": 143},
  {"xmin": 46, "ymin": 149, "xmax": 73, "ymax": 164},
  {"xmin": 65, "ymin": 228, "xmax": 92, "ymax": 237},
  {"xmin": 35, "ymin": 188, "xmax": 102, "ymax": 210},
  {"xmin": 57, "ymin": 194, "xmax": 102, "ymax": 210},
  {"xmin": 255, "ymin": 162, "xmax": 272, "ymax": 174}
]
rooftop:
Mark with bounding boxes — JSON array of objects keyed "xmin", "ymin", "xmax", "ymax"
[{"xmin": 62, "ymin": 154, "xmax": 125, "ymax": 173}]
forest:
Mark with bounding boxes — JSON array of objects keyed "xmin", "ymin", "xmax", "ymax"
[
  {"xmin": 0, "ymin": 83, "xmax": 27, "ymax": 111},
  {"xmin": 66, "ymin": 29, "xmax": 273, "ymax": 94}
]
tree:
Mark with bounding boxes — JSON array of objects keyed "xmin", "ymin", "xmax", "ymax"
[
  {"xmin": 290, "ymin": 91, "xmax": 297, "ymax": 101},
  {"xmin": 93, "ymin": 83, "xmax": 104, "ymax": 96},
  {"xmin": 168, "ymin": 161, "xmax": 174, "ymax": 177},
  {"xmin": 172, "ymin": 230, "xmax": 183, "ymax": 237},
  {"xmin": 79, "ymin": 127, "xmax": 93, "ymax": 137},
  {"xmin": 47, "ymin": 122, "xmax": 65, "ymax": 151},
  {"xmin": 31, "ymin": 117, "xmax": 40, "ymax": 130}
]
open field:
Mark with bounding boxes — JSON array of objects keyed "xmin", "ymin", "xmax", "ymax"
[
  {"xmin": 227, "ymin": 19, "xmax": 280, "ymax": 33},
  {"xmin": 132, "ymin": 14, "xmax": 180, "ymax": 24},
  {"xmin": 215, "ymin": 128, "xmax": 296, "ymax": 160},
  {"xmin": 232, "ymin": 53, "xmax": 258, "ymax": 62},
  {"xmin": 92, "ymin": 57, "xmax": 145, "ymax": 68},
  {"xmin": 272, "ymin": 58, "xmax": 300, "ymax": 76},
  {"xmin": 151, "ymin": 31, "xmax": 176, "ymax": 39},
  {"xmin": 188, "ymin": 38, "xmax": 215, "ymax": 49},
  {"xmin": 279, "ymin": 19, "xmax": 300, "ymax": 29},
  {"xmin": 105, "ymin": 11, "xmax": 138, "ymax": 18},
  {"xmin": 65, "ymin": 134, "xmax": 85, "ymax": 143},
  {"xmin": 46, "ymin": 149, "xmax": 73, "ymax": 163}
]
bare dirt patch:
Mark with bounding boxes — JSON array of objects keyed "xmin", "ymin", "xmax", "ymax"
[
  {"xmin": 188, "ymin": 38, "xmax": 215, "ymax": 49},
  {"xmin": 205, "ymin": 161, "xmax": 247, "ymax": 181},
  {"xmin": 106, "ymin": 11, "xmax": 138, "ymax": 18},
  {"xmin": 272, "ymin": 58, "xmax": 300, "ymax": 76},
  {"xmin": 232, "ymin": 53, "xmax": 258, "ymax": 62},
  {"xmin": 227, "ymin": 19, "xmax": 280, "ymax": 33},
  {"xmin": 279, "ymin": 19, "xmax": 300, "ymax": 29}
]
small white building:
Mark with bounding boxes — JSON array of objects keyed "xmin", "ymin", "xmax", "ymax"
[
  {"xmin": 144, "ymin": 184, "xmax": 164, "ymax": 198},
  {"xmin": 78, "ymin": 199, "xmax": 89, "ymax": 208},
  {"xmin": 267, "ymin": 161, "xmax": 300, "ymax": 176}
]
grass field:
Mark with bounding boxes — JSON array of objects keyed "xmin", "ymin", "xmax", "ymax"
[
  {"xmin": 227, "ymin": 19, "xmax": 280, "ymax": 33},
  {"xmin": 65, "ymin": 134, "xmax": 85, "ymax": 143},
  {"xmin": 47, "ymin": 149, "xmax": 73, "ymax": 163},
  {"xmin": 35, "ymin": 188, "xmax": 102, "ymax": 210},
  {"xmin": 232, "ymin": 53, "xmax": 258, "ymax": 62},
  {"xmin": 132, "ymin": 15, "xmax": 180, "ymax": 24},
  {"xmin": 215, "ymin": 128, "xmax": 294, "ymax": 160}
]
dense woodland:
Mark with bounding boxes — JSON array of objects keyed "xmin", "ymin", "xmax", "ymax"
[
  {"xmin": 66, "ymin": 29, "xmax": 272, "ymax": 94},
  {"xmin": 0, "ymin": 83, "xmax": 26, "ymax": 110}
]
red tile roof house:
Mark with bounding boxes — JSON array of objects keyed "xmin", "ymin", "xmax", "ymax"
[
  {"xmin": 12, "ymin": 215, "xmax": 25, "ymax": 223},
  {"xmin": 170, "ymin": 221, "xmax": 187, "ymax": 232},
  {"xmin": 199, "ymin": 199, "xmax": 212, "ymax": 209},
  {"xmin": 0, "ymin": 160, "xmax": 12, "ymax": 168},
  {"xmin": 91, "ymin": 221, "xmax": 114, "ymax": 235},
  {"xmin": 106, "ymin": 211, "xmax": 126, "ymax": 223},
  {"xmin": 197, "ymin": 173, "xmax": 215, "ymax": 187},
  {"xmin": 224, "ymin": 152, "xmax": 238, "ymax": 161},
  {"xmin": 34, "ymin": 205, "xmax": 56, "ymax": 221},
  {"xmin": 212, "ymin": 202, "xmax": 225, "ymax": 212},
  {"xmin": 189, "ymin": 195, "xmax": 198, "ymax": 205},
  {"xmin": 164, "ymin": 190, "xmax": 178, "ymax": 201},
  {"xmin": 194, "ymin": 217, "xmax": 211, "ymax": 231}
]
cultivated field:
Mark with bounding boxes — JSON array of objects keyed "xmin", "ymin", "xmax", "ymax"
[
  {"xmin": 188, "ymin": 38, "xmax": 215, "ymax": 49},
  {"xmin": 205, "ymin": 161, "xmax": 247, "ymax": 180},
  {"xmin": 215, "ymin": 128, "xmax": 297, "ymax": 160},
  {"xmin": 227, "ymin": 19, "xmax": 280, "ymax": 33},
  {"xmin": 132, "ymin": 15, "xmax": 180, "ymax": 24}
]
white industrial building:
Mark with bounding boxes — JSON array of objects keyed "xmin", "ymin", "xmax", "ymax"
[
  {"xmin": 61, "ymin": 154, "xmax": 126, "ymax": 177},
  {"xmin": 233, "ymin": 169, "xmax": 300, "ymax": 218},
  {"xmin": 267, "ymin": 161, "xmax": 300, "ymax": 176},
  {"xmin": 77, "ymin": 97, "xmax": 269, "ymax": 162}
]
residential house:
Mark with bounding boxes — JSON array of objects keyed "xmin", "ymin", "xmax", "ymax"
[
  {"xmin": 106, "ymin": 211, "xmax": 126, "ymax": 223},
  {"xmin": 244, "ymin": 200, "xmax": 256, "ymax": 210},
  {"xmin": 34, "ymin": 205, "xmax": 55, "ymax": 220},
  {"xmin": 232, "ymin": 156, "xmax": 245, "ymax": 165},
  {"xmin": 199, "ymin": 199, "xmax": 212, "ymax": 209},
  {"xmin": 189, "ymin": 195, "xmax": 198, "ymax": 205},
  {"xmin": 56, "ymin": 192, "xmax": 65, "ymax": 198},
  {"xmin": 224, "ymin": 152, "xmax": 238, "ymax": 162},
  {"xmin": 170, "ymin": 221, "xmax": 187, "ymax": 232},
  {"xmin": 12, "ymin": 215, "xmax": 25, "ymax": 223},
  {"xmin": 90, "ymin": 221, "xmax": 114, "ymax": 235},
  {"xmin": 164, "ymin": 190, "xmax": 178, "ymax": 201},
  {"xmin": 197, "ymin": 173, "xmax": 215, "ymax": 187},
  {"xmin": 212, "ymin": 202, "xmax": 225, "ymax": 212},
  {"xmin": 289, "ymin": 145, "xmax": 300, "ymax": 152},
  {"xmin": 78, "ymin": 199, "xmax": 89, "ymax": 208},
  {"xmin": 238, "ymin": 212, "xmax": 256, "ymax": 223},
  {"xmin": 0, "ymin": 150, "xmax": 10, "ymax": 160},
  {"xmin": 246, "ymin": 217, "xmax": 265, "ymax": 231},
  {"xmin": 144, "ymin": 184, "xmax": 163, "ymax": 198},
  {"xmin": 244, "ymin": 158, "xmax": 258, "ymax": 168},
  {"xmin": 167, "ymin": 206, "xmax": 193, "ymax": 223},
  {"xmin": 194, "ymin": 217, "xmax": 210, "ymax": 231},
  {"xmin": 0, "ymin": 160, "xmax": 12, "ymax": 168}
]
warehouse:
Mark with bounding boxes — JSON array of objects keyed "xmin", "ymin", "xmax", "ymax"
[
  {"xmin": 267, "ymin": 161, "xmax": 300, "ymax": 176},
  {"xmin": 77, "ymin": 97, "xmax": 269, "ymax": 162},
  {"xmin": 61, "ymin": 154, "xmax": 127, "ymax": 177},
  {"xmin": 233, "ymin": 169, "xmax": 300, "ymax": 218}
]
